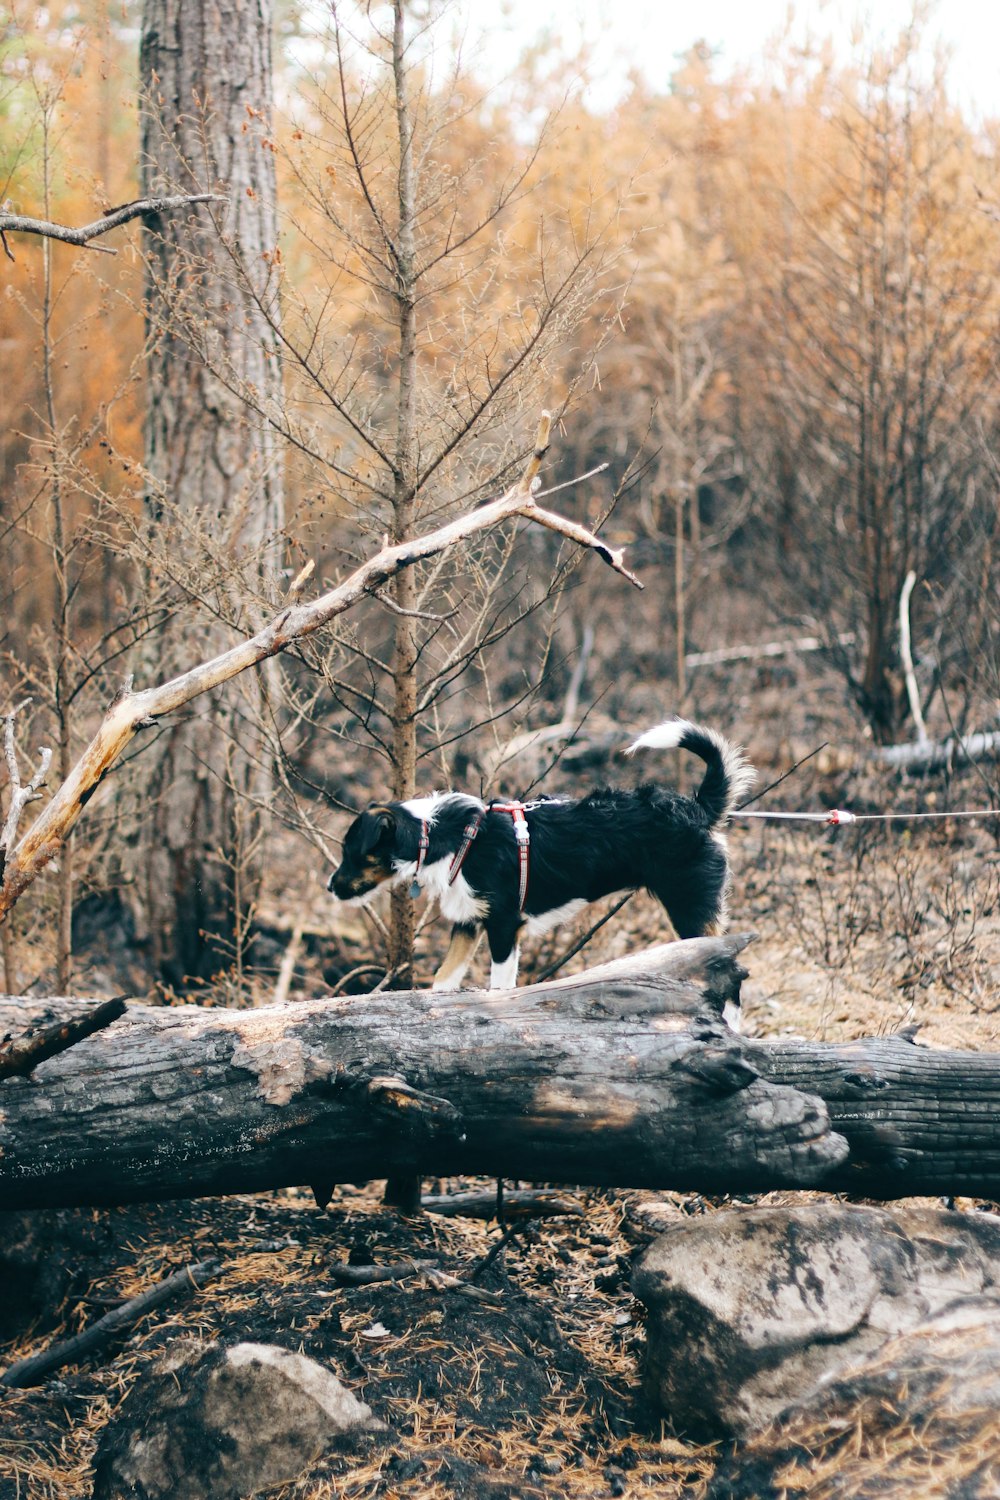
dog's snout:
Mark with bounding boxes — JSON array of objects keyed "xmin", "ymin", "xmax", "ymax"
[{"xmin": 327, "ymin": 869, "xmax": 341, "ymax": 895}]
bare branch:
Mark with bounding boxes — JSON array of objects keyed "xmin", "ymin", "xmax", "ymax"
[
  {"xmin": 0, "ymin": 412, "xmax": 639, "ymax": 923},
  {"xmin": 517, "ymin": 493, "xmax": 644, "ymax": 590},
  {"xmin": 0, "ymin": 195, "xmax": 228, "ymax": 259}
]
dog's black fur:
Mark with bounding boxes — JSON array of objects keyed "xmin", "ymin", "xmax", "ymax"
[{"xmin": 327, "ymin": 719, "xmax": 754, "ymax": 989}]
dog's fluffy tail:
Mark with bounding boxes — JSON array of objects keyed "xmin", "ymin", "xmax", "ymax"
[{"xmin": 625, "ymin": 718, "xmax": 756, "ymax": 825}]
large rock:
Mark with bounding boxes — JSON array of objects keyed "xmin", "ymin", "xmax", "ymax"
[
  {"xmin": 632, "ymin": 1202, "xmax": 1000, "ymax": 1439},
  {"xmin": 704, "ymin": 1295, "xmax": 1000, "ymax": 1499},
  {"xmin": 92, "ymin": 1340, "xmax": 385, "ymax": 1499}
]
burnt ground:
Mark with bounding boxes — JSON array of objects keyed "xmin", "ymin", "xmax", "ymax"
[{"xmin": 0, "ymin": 1185, "xmax": 724, "ymax": 1500}]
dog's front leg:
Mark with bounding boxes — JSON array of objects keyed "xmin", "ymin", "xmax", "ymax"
[
  {"xmin": 431, "ymin": 923, "xmax": 481, "ymax": 991},
  {"xmin": 486, "ymin": 920, "xmax": 521, "ymax": 990}
]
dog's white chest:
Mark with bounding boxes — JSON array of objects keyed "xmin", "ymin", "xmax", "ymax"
[{"xmin": 417, "ymin": 857, "xmax": 488, "ymax": 924}]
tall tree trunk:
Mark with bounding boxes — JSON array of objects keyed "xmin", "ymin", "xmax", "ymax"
[{"xmin": 127, "ymin": 0, "xmax": 284, "ymax": 988}]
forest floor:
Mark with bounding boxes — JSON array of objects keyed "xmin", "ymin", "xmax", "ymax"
[{"xmin": 3, "ymin": 687, "xmax": 1000, "ymax": 1499}]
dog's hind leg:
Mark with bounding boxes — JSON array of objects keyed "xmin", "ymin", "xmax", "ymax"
[{"xmin": 431, "ymin": 923, "xmax": 481, "ymax": 992}]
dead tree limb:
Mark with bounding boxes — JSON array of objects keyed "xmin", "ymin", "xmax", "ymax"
[
  {"xmin": 421, "ymin": 1189, "xmax": 585, "ymax": 1221},
  {"xmin": 877, "ymin": 728, "xmax": 1000, "ymax": 772},
  {"xmin": 0, "ymin": 1259, "xmax": 220, "ymax": 1389},
  {"xmin": 0, "ymin": 195, "xmax": 227, "ymax": 260},
  {"xmin": 0, "ymin": 412, "xmax": 640, "ymax": 925},
  {"xmin": 0, "ymin": 996, "xmax": 127, "ymax": 1081},
  {"xmin": 0, "ymin": 939, "xmax": 849, "ymax": 1209}
]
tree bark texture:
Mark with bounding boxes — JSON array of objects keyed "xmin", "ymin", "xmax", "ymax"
[
  {"xmin": 130, "ymin": 0, "xmax": 284, "ymax": 984},
  {"xmin": 3, "ymin": 937, "xmax": 1000, "ymax": 1211},
  {"xmin": 0, "ymin": 938, "xmax": 852, "ymax": 1209}
]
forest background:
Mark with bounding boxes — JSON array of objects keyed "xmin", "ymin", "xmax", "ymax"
[{"xmin": 1, "ymin": 0, "xmax": 999, "ymax": 1011}]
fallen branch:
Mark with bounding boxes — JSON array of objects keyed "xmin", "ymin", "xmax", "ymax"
[
  {"xmin": 0, "ymin": 194, "xmax": 227, "ymax": 261},
  {"xmin": 329, "ymin": 1258, "xmax": 439, "ymax": 1286},
  {"xmin": 685, "ymin": 631, "xmax": 855, "ymax": 669},
  {"xmin": 877, "ymin": 728, "xmax": 1000, "ymax": 772},
  {"xmin": 0, "ymin": 1258, "xmax": 219, "ymax": 1389},
  {"xmin": 0, "ymin": 411, "xmax": 641, "ymax": 924},
  {"xmin": 0, "ymin": 995, "xmax": 126, "ymax": 1081},
  {"xmin": 422, "ymin": 1188, "xmax": 585, "ymax": 1221}
]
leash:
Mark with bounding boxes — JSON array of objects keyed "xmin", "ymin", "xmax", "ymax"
[{"xmin": 731, "ymin": 807, "xmax": 1000, "ymax": 827}]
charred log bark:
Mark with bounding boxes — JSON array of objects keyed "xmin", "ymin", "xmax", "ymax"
[
  {"xmin": 1, "ymin": 938, "xmax": 998, "ymax": 1210},
  {"xmin": 0, "ymin": 938, "xmax": 845, "ymax": 1209}
]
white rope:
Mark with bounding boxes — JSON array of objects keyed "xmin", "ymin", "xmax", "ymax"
[{"xmin": 732, "ymin": 807, "xmax": 999, "ymax": 826}]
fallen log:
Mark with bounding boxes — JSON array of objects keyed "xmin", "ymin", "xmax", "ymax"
[
  {"xmin": 0, "ymin": 939, "xmax": 844, "ymax": 1209},
  {"xmin": 1, "ymin": 939, "xmax": 998, "ymax": 1209}
]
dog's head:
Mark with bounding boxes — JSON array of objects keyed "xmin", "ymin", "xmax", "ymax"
[{"xmin": 328, "ymin": 805, "xmax": 398, "ymax": 902}]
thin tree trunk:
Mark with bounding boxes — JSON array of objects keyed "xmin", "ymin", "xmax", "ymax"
[
  {"xmin": 386, "ymin": 0, "xmax": 420, "ymax": 988},
  {"xmin": 125, "ymin": 0, "xmax": 284, "ymax": 987}
]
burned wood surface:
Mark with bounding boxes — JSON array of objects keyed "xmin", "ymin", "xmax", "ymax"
[
  {"xmin": 1, "ymin": 937, "xmax": 998, "ymax": 1210},
  {"xmin": 0, "ymin": 938, "xmax": 844, "ymax": 1209}
]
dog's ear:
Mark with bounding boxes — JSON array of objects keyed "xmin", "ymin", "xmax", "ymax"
[{"xmin": 359, "ymin": 805, "xmax": 396, "ymax": 855}]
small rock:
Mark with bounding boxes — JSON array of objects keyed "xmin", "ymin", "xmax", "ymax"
[{"xmin": 92, "ymin": 1340, "xmax": 385, "ymax": 1499}]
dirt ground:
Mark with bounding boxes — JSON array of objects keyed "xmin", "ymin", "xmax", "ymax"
[{"xmin": 2, "ymin": 707, "xmax": 1000, "ymax": 1499}]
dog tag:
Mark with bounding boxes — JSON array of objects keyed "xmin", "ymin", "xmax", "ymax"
[{"xmin": 409, "ymin": 878, "xmax": 421, "ymax": 899}]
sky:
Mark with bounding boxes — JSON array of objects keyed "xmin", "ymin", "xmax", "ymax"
[{"xmin": 456, "ymin": 0, "xmax": 1000, "ymax": 122}]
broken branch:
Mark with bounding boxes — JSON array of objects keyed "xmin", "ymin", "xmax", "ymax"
[
  {"xmin": 0, "ymin": 411, "xmax": 641, "ymax": 923},
  {"xmin": 0, "ymin": 1258, "xmax": 220, "ymax": 1389},
  {"xmin": 0, "ymin": 195, "xmax": 228, "ymax": 259},
  {"xmin": 0, "ymin": 995, "xmax": 127, "ymax": 1082}
]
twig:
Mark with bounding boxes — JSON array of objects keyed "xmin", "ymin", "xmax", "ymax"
[
  {"xmin": 517, "ymin": 496, "xmax": 643, "ymax": 590},
  {"xmin": 422, "ymin": 1188, "xmax": 585, "ymax": 1221},
  {"xmin": 272, "ymin": 920, "xmax": 304, "ymax": 1005},
  {"xmin": 0, "ymin": 995, "xmax": 127, "ymax": 1081},
  {"xmin": 532, "ymin": 894, "xmax": 634, "ymax": 984},
  {"xmin": 0, "ymin": 194, "xmax": 228, "ymax": 260},
  {"xmin": 329, "ymin": 1258, "xmax": 439, "ymax": 1286},
  {"xmin": 467, "ymin": 1223, "xmax": 532, "ymax": 1283},
  {"xmin": 365, "ymin": 587, "xmax": 459, "ymax": 623},
  {"xmin": 735, "ymin": 742, "xmax": 829, "ymax": 812},
  {"xmin": 0, "ymin": 1258, "xmax": 219, "ymax": 1388}
]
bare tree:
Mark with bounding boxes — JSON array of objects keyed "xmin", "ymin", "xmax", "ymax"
[
  {"xmin": 736, "ymin": 34, "xmax": 999, "ymax": 742},
  {"xmin": 232, "ymin": 0, "xmax": 626, "ymax": 985}
]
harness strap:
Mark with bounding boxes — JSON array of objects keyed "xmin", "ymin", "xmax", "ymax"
[
  {"xmin": 448, "ymin": 808, "xmax": 486, "ymax": 886},
  {"xmin": 409, "ymin": 819, "xmax": 430, "ymax": 899},
  {"xmin": 490, "ymin": 800, "xmax": 530, "ymax": 911}
]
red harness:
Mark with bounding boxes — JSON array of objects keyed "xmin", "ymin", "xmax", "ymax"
[
  {"xmin": 483, "ymin": 801, "xmax": 531, "ymax": 911},
  {"xmin": 413, "ymin": 801, "xmax": 532, "ymax": 911}
]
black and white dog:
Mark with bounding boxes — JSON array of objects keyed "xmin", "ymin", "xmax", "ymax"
[{"xmin": 327, "ymin": 718, "xmax": 754, "ymax": 991}]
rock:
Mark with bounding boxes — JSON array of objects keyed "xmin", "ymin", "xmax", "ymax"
[
  {"xmin": 92, "ymin": 1340, "xmax": 385, "ymax": 1499},
  {"xmin": 632, "ymin": 1202, "xmax": 1000, "ymax": 1439},
  {"xmin": 705, "ymin": 1295, "xmax": 1000, "ymax": 1499}
]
